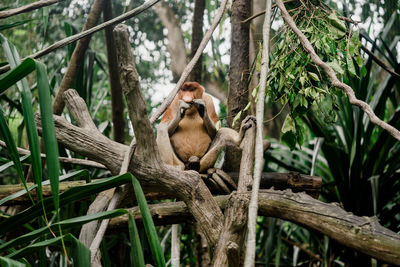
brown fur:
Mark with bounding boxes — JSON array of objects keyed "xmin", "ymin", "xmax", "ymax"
[{"xmin": 160, "ymin": 82, "xmax": 218, "ymax": 162}]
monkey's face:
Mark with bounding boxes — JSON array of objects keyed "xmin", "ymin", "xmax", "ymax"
[{"xmin": 179, "ymin": 82, "xmax": 204, "ymax": 115}]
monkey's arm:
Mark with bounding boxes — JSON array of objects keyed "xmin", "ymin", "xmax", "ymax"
[
  {"xmin": 193, "ymin": 95, "xmax": 218, "ymax": 139},
  {"xmin": 166, "ymin": 100, "xmax": 191, "ymax": 136}
]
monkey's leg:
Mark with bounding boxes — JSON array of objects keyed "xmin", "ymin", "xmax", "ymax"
[
  {"xmin": 199, "ymin": 116, "xmax": 256, "ymax": 172},
  {"xmin": 199, "ymin": 127, "xmax": 240, "ymax": 172},
  {"xmin": 156, "ymin": 123, "xmax": 185, "ymax": 170},
  {"xmin": 193, "ymin": 99, "xmax": 217, "ymax": 138},
  {"xmin": 167, "ymin": 100, "xmax": 191, "ymax": 136}
]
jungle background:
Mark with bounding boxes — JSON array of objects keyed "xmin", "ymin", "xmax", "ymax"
[{"xmin": 0, "ymin": 0, "xmax": 399, "ymax": 266}]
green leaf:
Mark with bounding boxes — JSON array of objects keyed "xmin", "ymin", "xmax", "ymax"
[
  {"xmin": 281, "ymin": 131, "xmax": 297, "ymax": 151},
  {"xmin": 0, "ymin": 58, "xmax": 36, "ymax": 94},
  {"xmin": 0, "ymin": 256, "xmax": 25, "ymax": 267},
  {"xmin": 7, "ymin": 234, "xmax": 89, "ymax": 261},
  {"xmin": 327, "ymin": 61, "xmax": 344, "ymax": 75},
  {"xmin": 132, "ymin": 176, "xmax": 166, "ymax": 267},
  {"xmin": 232, "ymin": 111, "xmax": 242, "ymax": 127},
  {"xmin": 36, "ymin": 61, "xmax": 60, "ymax": 213},
  {"xmin": 281, "ymin": 114, "xmax": 294, "ymax": 134},
  {"xmin": 0, "ymin": 35, "xmax": 43, "ymax": 201},
  {"xmin": 0, "ymin": 20, "xmax": 34, "ymax": 31},
  {"xmin": 346, "ymin": 56, "xmax": 356, "ymax": 77},
  {"xmin": 308, "ymin": 72, "xmax": 320, "ymax": 82},
  {"xmin": 0, "ymin": 209, "xmax": 127, "ymax": 253},
  {"xmin": 0, "ymin": 170, "xmax": 88, "ymax": 207},
  {"xmin": 128, "ymin": 213, "xmax": 145, "ymax": 267},
  {"xmin": 0, "ymin": 106, "xmax": 33, "ymax": 203},
  {"xmin": 327, "ymin": 12, "xmax": 346, "ymax": 38},
  {"xmin": 0, "ymin": 173, "xmax": 133, "ymax": 235}
]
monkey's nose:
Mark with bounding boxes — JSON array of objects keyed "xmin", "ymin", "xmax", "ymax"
[{"xmin": 182, "ymin": 96, "xmax": 193, "ymax": 103}]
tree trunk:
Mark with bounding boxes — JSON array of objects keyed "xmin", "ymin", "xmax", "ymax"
[
  {"xmin": 189, "ymin": 0, "xmax": 205, "ymax": 82},
  {"xmin": 224, "ymin": 0, "xmax": 250, "ymax": 172},
  {"xmin": 103, "ymin": 0, "xmax": 126, "ymax": 144}
]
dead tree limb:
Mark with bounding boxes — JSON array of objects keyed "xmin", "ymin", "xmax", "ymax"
[
  {"xmin": 109, "ymin": 190, "xmax": 400, "ymax": 266},
  {"xmin": 0, "ymin": 0, "xmax": 161, "ymax": 74},
  {"xmin": 0, "ymin": 172, "xmax": 321, "ymax": 204},
  {"xmin": 212, "ymin": 118, "xmax": 255, "ymax": 266},
  {"xmin": 275, "ymin": 0, "xmax": 400, "ymax": 141},
  {"xmin": 52, "ymin": 0, "xmax": 105, "ymax": 115},
  {"xmin": 0, "ymin": 0, "xmax": 63, "ymax": 19}
]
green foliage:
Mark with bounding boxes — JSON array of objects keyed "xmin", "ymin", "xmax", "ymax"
[{"xmin": 267, "ymin": 3, "xmax": 364, "ymax": 148}]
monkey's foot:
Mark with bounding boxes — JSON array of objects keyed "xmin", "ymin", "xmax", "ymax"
[
  {"xmin": 184, "ymin": 156, "xmax": 200, "ymax": 172},
  {"xmin": 202, "ymin": 168, "xmax": 237, "ymax": 194}
]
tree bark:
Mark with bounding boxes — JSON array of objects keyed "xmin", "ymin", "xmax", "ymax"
[
  {"xmin": 212, "ymin": 118, "xmax": 255, "ymax": 266},
  {"xmin": 0, "ymin": 0, "xmax": 64, "ymax": 19},
  {"xmin": 109, "ymin": 190, "xmax": 400, "ymax": 265},
  {"xmin": 224, "ymin": 0, "xmax": 251, "ymax": 172},
  {"xmin": 189, "ymin": 0, "xmax": 206, "ymax": 82},
  {"xmin": 103, "ymin": 0, "xmax": 126, "ymax": 144},
  {"xmin": 52, "ymin": 0, "xmax": 106, "ymax": 115}
]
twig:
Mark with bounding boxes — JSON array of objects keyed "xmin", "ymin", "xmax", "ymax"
[
  {"xmin": 281, "ymin": 236, "xmax": 324, "ymax": 262},
  {"xmin": 241, "ymin": 0, "xmax": 296, "ymax": 24},
  {"xmin": 0, "ymin": 140, "xmax": 106, "ymax": 168},
  {"xmin": 361, "ymin": 45, "xmax": 400, "ymax": 80},
  {"xmin": 275, "ymin": 0, "xmax": 400, "ymax": 141},
  {"xmin": 0, "ymin": 0, "xmax": 161, "ymax": 74},
  {"xmin": 244, "ymin": 0, "xmax": 272, "ymax": 265},
  {"xmin": 171, "ymin": 224, "xmax": 180, "ymax": 267},
  {"xmin": 0, "ymin": 0, "xmax": 63, "ymax": 19}
]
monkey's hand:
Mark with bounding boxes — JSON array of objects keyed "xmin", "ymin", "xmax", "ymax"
[
  {"xmin": 193, "ymin": 99, "xmax": 206, "ymax": 118},
  {"xmin": 178, "ymin": 100, "xmax": 192, "ymax": 118}
]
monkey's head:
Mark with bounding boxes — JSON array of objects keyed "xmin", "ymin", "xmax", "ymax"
[{"xmin": 179, "ymin": 82, "xmax": 204, "ymax": 114}]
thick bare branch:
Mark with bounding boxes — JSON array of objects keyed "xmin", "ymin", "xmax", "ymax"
[
  {"xmin": 110, "ymin": 190, "xmax": 400, "ymax": 265},
  {"xmin": 212, "ymin": 118, "xmax": 255, "ymax": 266},
  {"xmin": 0, "ymin": 0, "xmax": 63, "ymax": 19},
  {"xmin": 275, "ymin": 0, "xmax": 400, "ymax": 141},
  {"xmin": 0, "ymin": 0, "xmax": 161, "ymax": 74}
]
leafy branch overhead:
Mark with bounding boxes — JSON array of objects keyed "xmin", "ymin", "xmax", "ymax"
[{"xmin": 265, "ymin": 1, "xmax": 396, "ymax": 149}]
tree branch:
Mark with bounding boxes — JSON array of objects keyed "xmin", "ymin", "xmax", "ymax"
[
  {"xmin": 52, "ymin": 0, "xmax": 105, "ymax": 115},
  {"xmin": 0, "ymin": 0, "xmax": 63, "ymax": 19},
  {"xmin": 275, "ymin": 0, "xmax": 400, "ymax": 141},
  {"xmin": 212, "ymin": 118, "xmax": 255, "ymax": 266},
  {"xmin": 244, "ymin": 0, "xmax": 271, "ymax": 264},
  {"xmin": 109, "ymin": 190, "xmax": 400, "ymax": 265},
  {"xmin": 0, "ymin": 0, "xmax": 161, "ymax": 74}
]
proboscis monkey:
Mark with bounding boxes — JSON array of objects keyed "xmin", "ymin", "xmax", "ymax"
[{"xmin": 156, "ymin": 82, "xmax": 254, "ymax": 173}]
